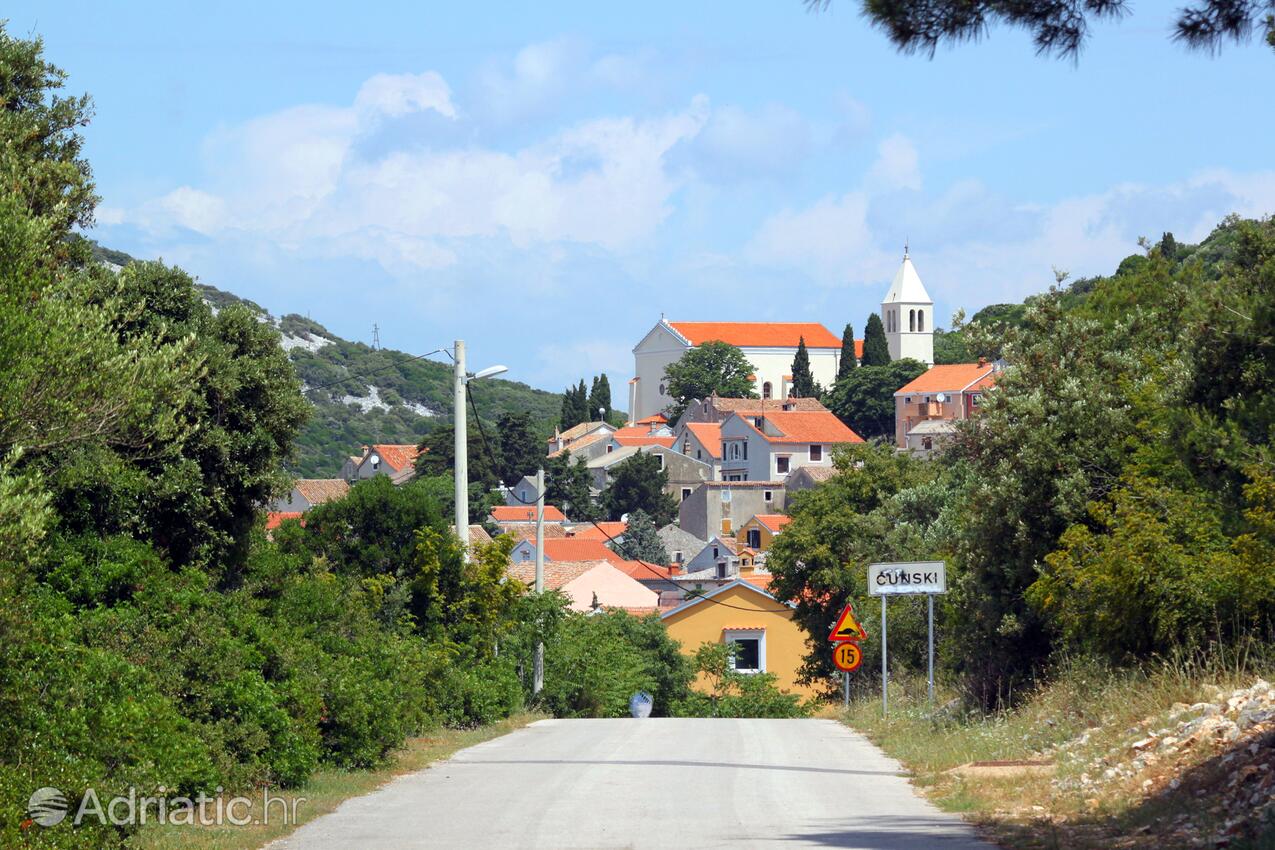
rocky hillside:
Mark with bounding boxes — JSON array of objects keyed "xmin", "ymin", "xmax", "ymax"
[{"xmin": 88, "ymin": 242, "xmax": 562, "ymax": 476}]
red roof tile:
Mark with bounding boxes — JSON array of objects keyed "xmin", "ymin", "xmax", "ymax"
[
  {"xmin": 613, "ymin": 435, "xmax": 676, "ymax": 448},
  {"xmin": 635, "ymin": 414, "xmax": 668, "ymax": 425},
  {"xmin": 490, "ymin": 505, "xmax": 567, "ymax": 523},
  {"xmin": 266, "ymin": 511, "xmax": 304, "ymax": 530},
  {"xmin": 370, "ymin": 444, "xmax": 421, "ymax": 471},
  {"xmin": 507, "ymin": 560, "xmax": 607, "ymax": 590},
  {"xmin": 748, "ymin": 411, "xmax": 864, "ymax": 444},
  {"xmin": 895, "ymin": 364, "xmax": 996, "ymax": 396},
  {"xmin": 541, "ymin": 538, "xmax": 622, "ymax": 563},
  {"xmin": 683, "ymin": 423, "xmax": 722, "ymax": 458},
  {"xmin": 752, "ymin": 514, "xmax": 792, "ymax": 533},
  {"xmin": 293, "ymin": 478, "xmax": 349, "ymax": 505},
  {"xmin": 668, "ymin": 322, "xmax": 843, "ymax": 349},
  {"xmin": 569, "ymin": 521, "xmax": 628, "ymax": 541},
  {"xmin": 614, "ymin": 560, "xmax": 674, "ymax": 581}
]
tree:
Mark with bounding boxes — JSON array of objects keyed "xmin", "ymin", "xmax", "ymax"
[
  {"xmin": 837, "ymin": 323, "xmax": 857, "ymax": 380},
  {"xmin": 559, "ymin": 385, "xmax": 583, "ymax": 431},
  {"xmin": 790, "ymin": 337, "xmax": 818, "ymax": 399},
  {"xmin": 672, "ymin": 642, "xmax": 810, "ymax": 718},
  {"xmin": 826, "ymin": 360, "xmax": 927, "ymax": 441},
  {"xmin": 496, "ymin": 412, "xmax": 544, "ymax": 486},
  {"xmin": 601, "ymin": 453, "xmax": 678, "ymax": 526},
  {"xmin": 808, "ymin": 0, "xmax": 1275, "ymax": 59},
  {"xmin": 860, "ymin": 313, "xmax": 890, "ymax": 366},
  {"xmin": 415, "ymin": 422, "xmax": 501, "ymax": 500},
  {"xmin": 613, "ymin": 509, "xmax": 669, "ymax": 564},
  {"xmin": 588, "ymin": 374, "xmax": 613, "ymax": 422},
  {"xmin": 662, "ymin": 341, "xmax": 757, "ymax": 422},
  {"xmin": 544, "ymin": 450, "xmax": 600, "ymax": 522},
  {"xmin": 0, "ymin": 25, "xmax": 98, "ymax": 258}
]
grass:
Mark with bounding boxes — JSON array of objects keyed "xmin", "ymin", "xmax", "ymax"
[
  {"xmin": 842, "ymin": 651, "xmax": 1275, "ymax": 849},
  {"xmin": 131, "ymin": 712, "xmax": 545, "ymax": 850}
]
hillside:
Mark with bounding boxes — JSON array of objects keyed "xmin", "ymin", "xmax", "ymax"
[{"xmin": 87, "ymin": 242, "xmax": 563, "ymax": 476}]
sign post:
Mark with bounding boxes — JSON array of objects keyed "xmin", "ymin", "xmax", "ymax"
[
  {"xmin": 828, "ymin": 602, "xmax": 867, "ymax": 710},
  {"xmin": 867, "ymin": 561, "xmax": 947, "ymax": 717}
]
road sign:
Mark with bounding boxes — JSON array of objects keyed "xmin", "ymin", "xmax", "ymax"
[
  {"xmin": 833, "ymin": 642, "xmax": 863, "ymax": 672},
  {"xmin": 867, "ymin": 561, "xmax": 946, "ymax": 595},
  {"xmin": 827, "ymin": 602, "xmax": 868, "ymax": 642}
]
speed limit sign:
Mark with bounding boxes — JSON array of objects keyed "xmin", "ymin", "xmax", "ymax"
[{"xmin": 832, "ymin": 641, "xmax": 863, "ymax": 672}]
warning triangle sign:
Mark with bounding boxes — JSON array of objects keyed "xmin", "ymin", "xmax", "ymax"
[{"xmin": 828, "ymin": 602, "xmax": 868, "ymax": 642}]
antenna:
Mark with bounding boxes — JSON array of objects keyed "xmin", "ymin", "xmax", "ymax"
[{"xmin": 372, "ymin": 323, "xmax": 380, "ymax": 350}]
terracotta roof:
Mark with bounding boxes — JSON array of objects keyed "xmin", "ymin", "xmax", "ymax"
[
  {"xmin": 614, "ymin": 560, "xmax": 674, "ymax": 581},
  {"xmin": 635, "ymin": 414, "xmax": 668, "ymax": 425},
  {"xmin": 538, "ymin": 537, "xmax": 622, "ymax": 563},
  {"xmin": 551, "ymin": 420, "xmax": 611, "ymax": 444},
  {"xmin": 293, "ymin": 478, "xmax": 349, "ymax": 505},
  {"xmin": 970, "ymin": 372, "xmax": 999, "ymax": 392},
  {"xmin": 490, "ymin": 505, "xmax": 567, "ymax": 523},
  {"xmin": 266, "ymin": 511, "xmax": 304, "ymax": 530},
  {"xmin": 502, "ymin": 523, "xmax": 568, "ymax": 540},
  {"xmin": 696, "ymin": 481, "xmax": 786, "ymax": 489},
  {"xmin": 568, "ymin": 521, "xmax": 628, "ymax": 541},
  {"xmin": 667, "ymin": 322, "xmax": 843, "ymax": 349},
  {"xmin": 547, "ymin": 429, "xmax": 611, "ymax": 458},
  {"xmin": 752, "ymin": 514, "xmax": 792, "ymax": 533},
  {"xmin": 370, "ymin": 444, "xmax": 421, "ymax": 471},
  {"xmin": 710, "ymin": 396, "xmax": 828, "ymax": 413},
  {"xmin": 683, "ymin": 423, "xmax": 722, "ymax": 458},
  {"xmin": 747, "ymin": 411, "xmax": 864, "ymax": 444},
  {"xmin": 607, "ymin": 605, "xmax": 661, "ymax": 616},
  {"xmin": 507, "ymin": 559, "xmax": 607, "ymax": 590},
  {"xmin": 895, "ymin": 363, "xmax": 996, "ymax": 396},
  {"xmin": 613, "ymin": 435, "xmax": 677, "ymax": 448},
  {"xmin": 791, "ymin": 466, "xmax": 836, "ymax": 482}
]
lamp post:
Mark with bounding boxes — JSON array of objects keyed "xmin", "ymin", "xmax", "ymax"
[{"xmin": 452, "ymin": 339, "xmax": 507, "ymax": 562}]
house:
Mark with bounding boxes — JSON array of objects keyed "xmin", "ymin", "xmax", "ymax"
[
  {"xmin": 661, "ymin": 579, "xmax": 816, "ymax": 698},
  {"xmin": 566, "ymin": 520, "xmax": 627, "ymax": 542},
  {"xmin": 508, "ymin": 536, "xmax": 618, "ymax": 566},
  {"xmin": 503, "ymin": 475, "xmax": 540, "ymax": 507},
  {"xmin": 449, "ymin": 524, "xmax": 494, "ymax": 547},
  {"xmin": 339, "ymin": 455, "xmax": 362, "ymax": 480},
  {"xmin": 489, "ymin": 504, "xmax": 567, "ymax": 526},
  {"xmin": 348, "ymin": 444, "xmax": 422, "ymax": 480},
  {"xmin": 547, "ymin": 421, "xmax": 615, "ymax": 461},
  {"xmin": 586, "ymin": 444, "xmax": 713, "ymax": 502},
  {"xmin": 736, "ymin": 513, "xmax": 791, "ymax": 552},
  {"xmin": 683, "ymin": 535, "xmax": 742, "ymax": 574},
  {"xmin": 678, "ymin": 481, "xmax": 785, "ymax": 541},
  {"xmin": 674, "ymin": 394, "xmax": 829, "ymax": 429},
  {"xmin": 672, "ymin": 421, "xmax": 723, "ymax": 478},
  {"xmin": 629, "ymin": 321, "xmax": 856, "ymax": 422},
  {"xmin": 893, "ymin": 361, "xmax": 1000, "ymax": 451},
  {"xmin": 507, "ymin": 560, "xmax": 659, "ymax": 614},
  {"xmin": 608, "ymin": 416, "xmax": 676, "ymax": 451},
  {"xmin": 719, "ymin": 410, "xmax": 862, "ymax": 482},
  {"xmin": 270, "ymin": 478, "xmax": 349, "ymax": 513},
  {"xmin": 658, "ymin": 524, "xmax": 707, "ymax": 569},
  {"xmin": 784, "ymin": 465, "xmax": 836, "ymax": 494}
]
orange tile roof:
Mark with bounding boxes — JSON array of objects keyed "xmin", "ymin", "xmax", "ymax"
[
  {"xmin": 569, "ymin": 521, "xmax": 628, "ymax": 541},
  {"xmin": 895, "ymin": 363, "xmax": 996, "ymax": 396},
  {"xmin": 683, "ymin": 422, "xmax": 722, "ymax": 458},
  {"xmin": 742, "ymin": 573, "xmax": 775, "ymax": 591},
  {"xmin": 552, "ymin": 420, "xmax": 611, "ymax": 443},
  {"xmin": 748, "ymin": 411, "xmax": 864, "ymax": 444},
  {"xmin": 667, "ymin": 322, "xmax": 843, "ymax": 349},
  {"xmin": 752, "ymin": 514, "xmax": 792, "ymax": 533},
  {"xmin": 635, "ymin": 414, "xmax": 668, "ymax": 425},
  {"xmin": 265, "ymin": 511, "xmax": 304, "ymax": 530},
  {"xmin": 613, "ymin": 559, "xmax": 674, "ymax": 581},
  {"xmin": 370, "ymin": 444, "xmax": 421, "ymax": 471},
  {"xmin": 540, "ymin": 538, "xmax": 622, "ymax": 563},
  {"xmin": 607, "ymin": 605, "xmax": 661, "ymax": 616},
  {"xmin": 502, "ymin": 523, "xmax": 568, "ymax": 540},
  {"xmin": 490, "ymin": 505, "xmax": 567, "ymax": 523},
  {"xmin": 613, "ymin": 435, "xmax": 676, "ymax": 448},
  {"xmin": 547, "ymin": 429, "xmax": 611, "ymax": 458},
  {"xmin": 293, "ymin": 478, "xmax": 349, "ymax": 505}
]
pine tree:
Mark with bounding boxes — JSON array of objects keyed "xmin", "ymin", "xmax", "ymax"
[
  {"xmin": 790, "ymin": 337, "xmax": 817, "ymax": 398},
  {"xmin": 861, "ymin": 313, "xmax": 891, "ymax": 366},
  {"xmin": 601, "ymin": 452, "xmax": 678, "ymax": 526},
  {"xmin": 589, "ymin": 373, "xmax": 613, "ymax": 422},
  {"xmin": 614, "ymin": 509, "xmax": 670, "ymax": 564},
  {"xmin": 544, "ymin": 450, "xmax": 600, "ymax": 521},
  {"xmin": 837, "ymin": 323, "xmax": 857, "ymax": 380},
  {"xmin": 496, "ymin": 411, "xmax": 545, "ymax": 486}
]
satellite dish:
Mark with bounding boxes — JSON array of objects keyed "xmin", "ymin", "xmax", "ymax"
[
  {"xmin": 369, "ymin": 453, "xmax": 380, "ymax": 465},
  {"xmin": 935, "ymin": 393, "xmax": 947, "ymax": 404}
]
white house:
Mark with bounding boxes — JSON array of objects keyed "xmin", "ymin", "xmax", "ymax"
[
  {"xmin": 718, "ymin": 410, "xmax": 862, "ymax": 482},
  {"xmin": 628, "ymin": 321, "xmax": 852, "ymax": 422},
  {"xmin": 881, "ymin": 250, "xmax": 935, "ymax": 365}
]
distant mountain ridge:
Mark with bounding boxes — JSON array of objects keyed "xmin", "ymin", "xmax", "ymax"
[{"xmin": 88, "ymin": 242, "xmax": 562, "ymax": 477}]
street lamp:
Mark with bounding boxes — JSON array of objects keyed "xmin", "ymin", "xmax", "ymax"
[{"xmin": 453, "ymin": 339, "xmax": 508, "ymax": 562}]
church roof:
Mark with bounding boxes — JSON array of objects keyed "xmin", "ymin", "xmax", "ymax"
[
  {"xmin": 882, "ymin": 254, "xmax": 933, "ymax": 305},
  {"xmin": 666, "ymin": 322, "xmax": 842, "ymax": 349}
]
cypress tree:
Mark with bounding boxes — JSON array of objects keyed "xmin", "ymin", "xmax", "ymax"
[
  {"xmin": 861, "ymin": 313, "xmax": 891, "ymax": 366},
  {"xmin": 590, "ymin": 373, "xmax": 613, "ymax": 421},
  {"xmin": 576, "ymin": 379, "xmax": 591, "ymax": 422},
  {"xmin": 790, "ymin": 337, "xmax": 816, "ymax": 398},
  {"xmin": 837, "ymin": 323, "xmax": 857, "ymax": 380}
]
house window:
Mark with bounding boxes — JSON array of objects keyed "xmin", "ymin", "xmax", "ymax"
[
  {"xmin": 762, "ymin": 381, "xmax": 772, "ymax": 399},
  {"xmin": 674, "ymin": 550, "xmax": 684, "ymax": 564},
  {"xmin": 742, "ymin": 442, "xmax": 748, "ymax": 460},
  {"xmin": 764, "ymin": 490, "xmax": 773, "ymax": 502},
  {"xmin": 696, "ymin": 449, "xmax": 703, "ymax": 460},
  {"xmin": 970, "ymin": 394, "xmax": 981, "ymax": 408},
  {"xmin": 776, "ymin": 456, "xmax": 790, "ymax": 474},
  {"xmin": 656, "ymin": 454, "xmax": 665, "ymax": 470},
  {"xmin": 922, "ymin": 436, "xmax": 933, "ymax": 451},
  {"xmin": 712, "ymin": 546, "xmax": 719, "ymax": 559},
  {"xmin": 810, "ymin": 444, "xmax": 823, "ymax": 462},
  {"xmin": 683, "ymin": 440, "xmax": 691, "ymax": 454},
  {"xmin": 724, "ymin": 629, "xmax": 765, "ymax": 673},
  {"xmin": 606, "ymin": 444, "xmax": 613, "ymax": 454},
  {"xmin": 721, "ymin": 518, "xmax": 732, "ymax": 534},
  {"xmin": 681, "ymin": 487, "xmax": 692, "ymax": 501},
  {"xmin": 747, "ymin": 529, "xmax": 761, "ymax": 548},
  {"xmin": 721, "ymin": 442, "xmax": 727, "ymax": 459}
]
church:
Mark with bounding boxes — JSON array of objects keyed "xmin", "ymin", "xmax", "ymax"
[{"xmin": 628, "ymin": 252, "xmax": 934, "ymax": 422}]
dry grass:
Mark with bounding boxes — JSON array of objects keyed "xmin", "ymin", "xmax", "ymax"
[
  {"xmin": 842, "ymin": 651, "xmax": 1275, "ymax": 849},
  {"xmin": 131, "ymin": 713, "xmax": 545, "ymax": 850}
]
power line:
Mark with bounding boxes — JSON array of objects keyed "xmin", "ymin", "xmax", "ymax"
[{"xmin": 466, "ymin": 392, "xmax": 795, "ymax": 615}]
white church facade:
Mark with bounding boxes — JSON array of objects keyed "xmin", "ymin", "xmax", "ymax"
[{"xmin": 628, "ymin": 252, "xmax": 934, "ymax": 422}]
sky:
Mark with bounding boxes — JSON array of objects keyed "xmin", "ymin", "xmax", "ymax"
[{"xmin": 11, "ymin": 1, "xmax": 1275, "ymax": 392}]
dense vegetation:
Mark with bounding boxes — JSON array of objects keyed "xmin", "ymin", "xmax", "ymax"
[{"xmin": 770, "ymin": 217, "xmax": 1275, "ymax": 708}]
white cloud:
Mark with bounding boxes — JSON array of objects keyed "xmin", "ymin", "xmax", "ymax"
[
  {"xmin": 865, "ymin": 134, "xmax": 921, "ymax": 193},
  {"xmin": 669, "ymin": 102, "xmax": 813, "ymax": 183},
  {"xmin": 531, "ymin": 338, "xmax": 634, "ymax": 390}
]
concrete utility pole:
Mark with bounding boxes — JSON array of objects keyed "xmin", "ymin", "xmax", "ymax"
[
  {"xmin": 453, "ymin": 339, "xmax": 469, "ymax": 562},
  {"xmin": 533, "ymin": 466, "xmax": 545, "ymax": 695}
]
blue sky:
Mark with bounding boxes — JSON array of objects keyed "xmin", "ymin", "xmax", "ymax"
[{"xmin": 12, "ymin": 1, "xmax": 1275, "ymax": 391}]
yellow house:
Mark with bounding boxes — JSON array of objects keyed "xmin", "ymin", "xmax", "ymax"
[
  {"xmin": 735, "ymin": 513, "xmax": 791, "ymax": 553},
  {"xmin": 661, "ymin": 580, "xmax": 817, "ymax": 699}
]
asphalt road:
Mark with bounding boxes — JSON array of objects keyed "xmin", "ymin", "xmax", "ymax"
[{"xmin": 271, "ymin": 718, "xmax": 990, "ymax": 849}]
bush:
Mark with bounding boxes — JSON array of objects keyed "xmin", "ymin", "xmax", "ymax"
[{"xmin": 673, "ymin": 643, "xmax": 812, "ymax": 718}]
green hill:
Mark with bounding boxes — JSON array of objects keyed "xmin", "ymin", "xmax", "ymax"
[{"xmin": 87, "ymin": 242, "xmax": 562, "ymax": 476}]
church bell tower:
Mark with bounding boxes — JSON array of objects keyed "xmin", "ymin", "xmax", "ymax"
[{"xmin": 881, "ymin": 246, "xmax": 934, "ymax": 365}]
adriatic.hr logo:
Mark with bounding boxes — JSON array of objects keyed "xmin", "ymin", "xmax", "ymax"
[{"xmin": 25, "ymin": 786, "xmax": 69, "ymax": 828}]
